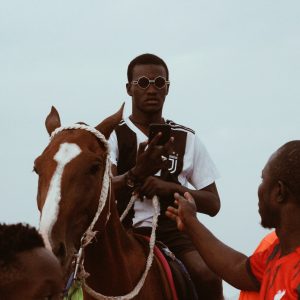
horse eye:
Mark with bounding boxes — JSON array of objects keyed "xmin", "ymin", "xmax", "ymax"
[{"xmin": 90, "ymin": 161, "xmax": 101, "ymax": 174}]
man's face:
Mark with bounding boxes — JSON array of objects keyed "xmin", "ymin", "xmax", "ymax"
[
  {"xmin": 8, "ymin": 247, "xmax": 63, "ymax": 300},
  {"xmin": 258, "ymin": 153, "xmax": 280, "ymax": 229},
  {"xmin": 127, "ymin": 64, "xmax": 169, "ymax": 114}
]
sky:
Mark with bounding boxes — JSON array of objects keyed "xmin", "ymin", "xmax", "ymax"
[{"xmin": 0, "ymin": 1, "xmax": 299, "ymax": 298}]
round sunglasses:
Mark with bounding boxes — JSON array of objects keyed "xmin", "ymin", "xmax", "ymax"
[{"xmin": 131, "ymin": 76, "xmax": 170, "ymax": 89}]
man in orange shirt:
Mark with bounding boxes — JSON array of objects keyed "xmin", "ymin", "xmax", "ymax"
[{"xmin": 167, "ymin": 141, "xmax": 300, "ymax": 299}]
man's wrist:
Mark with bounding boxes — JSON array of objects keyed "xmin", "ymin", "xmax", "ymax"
[
  {"xmin": 125, "ymin": 169, "xmax": 142, "ymax": 188},
  {"xmin": 184, "ymin": 215, "xmax": 199, "ymax": 230},
  {"xmin": 131, "ymin": 167, "xmax": 148, "ymax": 182}
]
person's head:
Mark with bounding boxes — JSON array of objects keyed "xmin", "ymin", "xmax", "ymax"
[
  {"xmin": 126, "ymin": 53, "xmax": 170, "ymax": 115},
  {"xmin": 258, "ymin": 140, "xmax": 300, "ymax": 229},
  {"xmin": 0, "ymin": 223, "xmax": 63, "ymax": 300}
]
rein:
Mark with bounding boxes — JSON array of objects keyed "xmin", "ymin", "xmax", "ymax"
[{"xmin": 50, "ymin": 124, "xmax": 160, "ymax": 300}]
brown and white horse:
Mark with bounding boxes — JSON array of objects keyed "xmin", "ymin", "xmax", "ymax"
[{"xmin": 34, "ymin": 106, "xmax": 173, "ymax": 300}]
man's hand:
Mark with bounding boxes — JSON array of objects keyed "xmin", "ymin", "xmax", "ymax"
[
  {"xmin": 133, "ymin": 133, "xmax": 173, "ymax": 180},
  {"xmin": 166, "ymin": 192, "xmax": 198, "ymax": 231},
  {"xmin": 138, "ymin": 176, "xmax": 176, "ymax": 199},
  {"xmin": 167, "ymin": 192, "xmax": 255, "ymax": 291}
]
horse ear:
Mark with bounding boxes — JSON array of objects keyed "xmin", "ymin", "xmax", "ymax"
[
  {"xmin": 95, "ymin": 103, "xmax": 124, "ymax": 139},
  {"xmin": 45, "ymin": 106, "xmax": 61, "ymax": 136}
]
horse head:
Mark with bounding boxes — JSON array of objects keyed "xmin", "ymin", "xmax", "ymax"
[{"xmin": 34, "ymin": 105, "xmax": 123, "ymax": 276}]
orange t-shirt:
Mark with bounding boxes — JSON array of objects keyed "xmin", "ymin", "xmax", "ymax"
[
  {"xmin": 239, "ymin": 231, "xmax": 277, "ymax": 300},
  {"xmin": 248, "ymin": 240, "xmax": 300, "ymax": 299}
]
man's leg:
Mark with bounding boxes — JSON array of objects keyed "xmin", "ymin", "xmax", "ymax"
[{"xmin": 177, "ymin": 250, "xmax": 224, "ymax": 300}]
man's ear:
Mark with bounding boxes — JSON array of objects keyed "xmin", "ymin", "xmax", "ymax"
[
  {"xmin": 277, "ymin": 180, "xmax": 289, "ymax": 202},
  {"xmin": 126, "ymin": 83, "xmax": 132, "ymax": 96},
  {"xmin": 166, "ymin": 83, "xmax": 170, "ymax": 95}
]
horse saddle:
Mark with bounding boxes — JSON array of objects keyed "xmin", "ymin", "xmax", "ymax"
[
  {"xmin": 155, "ymin": 241, "xmax": 198, "ymax": 300},
  {"xmin": 136, "ymin": 234, "xmax": 198, "ymax": 300}
]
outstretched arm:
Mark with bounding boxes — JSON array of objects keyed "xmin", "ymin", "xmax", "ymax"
[{"xmin": 166, "ymin": 192, "xmax": 259, "ymax": 291}]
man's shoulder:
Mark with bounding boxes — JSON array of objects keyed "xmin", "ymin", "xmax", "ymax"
[
  {"xmin": 166, "ymin": 119, "xmax": 195, "ymax": 135},
  {"xmin": 113, "ymin": 119, "xmax": 137, "ymax": 144}
]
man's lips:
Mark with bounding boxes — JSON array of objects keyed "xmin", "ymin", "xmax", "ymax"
[{"xmin": 145, "ymin": 98, "xmax": 159, "ymax": 103}]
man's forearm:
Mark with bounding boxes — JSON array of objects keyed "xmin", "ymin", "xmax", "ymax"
[
  {"xmin": 111, "ymin": 173, "xmax": 134, "ymax": 200},
  {"xmin": 189, "ymin": 188, "xmax": 220, "ymax": 216},
  {"xmin": 111, "ymin": 173, "xmax": 128, "ymax": 191},
  {"xmin": 111, "ymin": 165, "xmax": 145, "ymax": 195},
  {"xmin": 184, "ymin": 217, "xmax": 258, "ymax": 291}
]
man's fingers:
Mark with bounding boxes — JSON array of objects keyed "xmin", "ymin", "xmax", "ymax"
[
  {"xmin": 166, "ymin": 210, "xmax": 185, "ymax": 232},
  {"xmin": 183, "ymin": 192, "xmax": 196, "ymax": 207},
  {"xmin": 137, "ymin": 141, "xmax": 148, "ymax": 155},
  {"xmin": 184, "ymin": 191, "xmax": 194, "ymax": 202},
  {"xmin": 148, "ymin": 132, "xmax": 162, "ymax": 148},
  {"xmin": 174, "ymin": 199, "xmax": 179, "ymax": 206},
  {"xmin": 174, "ymin": 192, "xmax": 194, "ymax": 205},
  {"xmin": 164, "ymin": 136, "xmax": 174, "ymax": 152},
  {"xmin": 165, "ymin": 210, "xmax": 177, "ymax": 221},
  {"xmin": 166, "ymin": 206, "xmax": 178, "ymax": 215},
  {"xmin": 174, "ymin": 192, "xmax": 186, "ymax": 203},
  {"xmin": 174, "ymin": 192, "xmax": 181, "ymax": 199}
]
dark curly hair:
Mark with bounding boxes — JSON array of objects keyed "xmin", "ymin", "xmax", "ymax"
[
  {"xmin": 127, "ymin": 53, "xmax": 169, "ymax": 82},
  {"xmin": 270, "ymin": 140, "xmax": 300, "ymax": 200},
  {"xmin": 0, "ymin": 223, "xmax": 44, "ymax": 288}
]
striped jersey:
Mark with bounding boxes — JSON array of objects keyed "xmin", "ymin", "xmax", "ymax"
[{"xmin": 109, "ymin": 116, "xmax": 219, "ymax": 228}]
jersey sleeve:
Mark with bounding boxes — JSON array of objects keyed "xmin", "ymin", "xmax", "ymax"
[
  {"xmin": 188, "ymin": 134, "xmax": 220, "ymax": 190},
  {"xmin": 108, "ymin": 130, "xmax": 119, "ymax": 166},
  {"xmin": 247, "ymin": 241, "xmax": 278, "ymax": 284}
]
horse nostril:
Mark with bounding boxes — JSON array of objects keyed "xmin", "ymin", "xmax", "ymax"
[{"xmin": 53, "ymin": 242, "xmax": 66, "ymax": 260}]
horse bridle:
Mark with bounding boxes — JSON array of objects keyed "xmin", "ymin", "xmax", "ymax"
[{"xmin": 50, "ymin": 124, "xmax": 160, "ymax": 300}]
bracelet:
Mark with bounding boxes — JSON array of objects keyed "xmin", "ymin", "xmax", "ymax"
[{"xmin": 125, "ymin": 169, "xmax": 140, "ymax": 188}]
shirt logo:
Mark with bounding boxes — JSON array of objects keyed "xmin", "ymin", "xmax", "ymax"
[
  {"xmin": 168, "ymin": 153, "xmax": 178, "ymax": 174},
  {"xmin": 274, "ymin": 289, "xmax": 286, "ymax": 300}
]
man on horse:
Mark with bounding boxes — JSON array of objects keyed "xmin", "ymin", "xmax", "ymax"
[
  {"xmin": 0, "ymin": 223, "xmax": 63, "ymax": 300},
  {"xmin": 109, "ymin": 53, "xmax": 223, "ymax": 299},
  {"xmin": 166, "ymin": 141, "xmax": 300, "ymax": 299}
]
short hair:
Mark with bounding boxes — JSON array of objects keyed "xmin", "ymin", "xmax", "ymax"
[
  {"xmin": 271, "ymin": 140, "xmax": 300, "ymax": 200},
  {"xmin": 127, "ymin": 53, "xmax": 169, "ymax": 82},
  {"xmin": 0, "ymin": 223, "xmax": 44, "ymax": 288}
]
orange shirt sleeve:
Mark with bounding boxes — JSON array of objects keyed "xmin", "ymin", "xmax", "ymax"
[{"xmin": 238, "ymin": 231, "xmax": 277, "ymax": 300}]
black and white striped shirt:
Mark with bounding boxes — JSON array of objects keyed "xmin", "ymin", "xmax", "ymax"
[{"xmin": 109, "ymin": 117, "xmax": 219, "ymax": 228}]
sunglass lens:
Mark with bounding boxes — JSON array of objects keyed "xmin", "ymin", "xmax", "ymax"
[
  {"xmin": 138, "ymin": 77, "xmax": 150, "ymax": 89},
  {"xmin": 155, "ymin": 77, "xmax": 166, "ymax": 89}
]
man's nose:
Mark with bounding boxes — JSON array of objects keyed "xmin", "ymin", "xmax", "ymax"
[{"xmin": 146, "ymin": 82, "xmax": 157, "ymax": 93}]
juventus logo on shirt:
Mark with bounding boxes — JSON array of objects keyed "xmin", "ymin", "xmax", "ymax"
[{"xmin": 168, "ymin": 153, "xmax": 178, "ymax": 174}]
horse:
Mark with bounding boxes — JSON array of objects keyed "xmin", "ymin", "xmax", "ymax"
[{"xmin": 34, "ymin": 106, "xmax": 175, "ymax": 300}]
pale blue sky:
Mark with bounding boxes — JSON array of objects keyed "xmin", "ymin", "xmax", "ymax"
[{"xmin": 0, "ymin": 1, "xmax": 299, "ymax": 298}]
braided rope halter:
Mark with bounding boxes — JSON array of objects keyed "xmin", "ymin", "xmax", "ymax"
[{"xmin": 50, "ymin": 124, "xmax": 160, "ymax": 300}]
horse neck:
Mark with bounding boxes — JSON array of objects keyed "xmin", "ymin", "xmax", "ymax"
[{"xmin": 83, "ymin": 193, "xmax": 147, "ymax": 295}]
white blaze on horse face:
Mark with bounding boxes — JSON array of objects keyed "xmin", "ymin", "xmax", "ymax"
[{"xmin": 39, "ymin": 143, "xmax": 81, "ymax": 251}]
